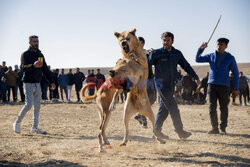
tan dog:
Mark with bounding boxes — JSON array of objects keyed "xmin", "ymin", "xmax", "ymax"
[
  {"xmin": 80, "ymin": 29, "xmax": 165, "ymax": 152},
  {"xmin": 110, "ymin": 29, "xmax": 165, "ymax": 146}
]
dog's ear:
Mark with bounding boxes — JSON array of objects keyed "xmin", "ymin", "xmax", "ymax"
[
  {"xmin": 114, "ymin": 32, "xmax": 121, "ymax": 38},
  {"xmin": 129, "ymin": 29, "xmax": 136, "ymax": 36}
]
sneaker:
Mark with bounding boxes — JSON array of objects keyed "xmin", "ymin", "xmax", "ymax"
[
  {"xmin": 177, "ymin": 130, "xmax": 192, "ymax": 139},
  {"xmin": 208, "ymin": 129, "xmax": 219, "ymax": 134},
  {"xmin": 154, "ymin": 131, "xmax": 169, "ymax": 139},
  {"xmin": 220, "ymin": 128, "xmax": 226, "ymax": 135},
  {"xmin": 134, "ymin": 115, "xmax": 143, "ymax": 125},
  {"xmin": 30, "ymin": 128, "xmax": 47, "ymax": 134},
  {"xmin": 13, "ymin": 122, "xmax": 21, "ymax": 133},
  {"xmin": 142, "ymin": 122, "xmax": 148, "ymax": 129}
]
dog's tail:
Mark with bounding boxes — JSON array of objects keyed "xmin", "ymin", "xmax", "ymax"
[{"xmin": 80, "ymin": 83, "xmax": 97, "ymax": 102}]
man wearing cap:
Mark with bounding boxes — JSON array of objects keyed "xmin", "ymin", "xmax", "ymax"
[{"xmin": 196, "ymin": 38, "xmax": 239, "ymax": 134}]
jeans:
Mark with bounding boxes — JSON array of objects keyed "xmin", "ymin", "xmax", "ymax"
[
  {"xmin": 208, "ymin": 84, "xmax": 230, "ymax": 130},
  {"xmin": 60, "ymin": 85, "xmax": 68, "ymax": 101},
  {"xmin": 67, "ymin": 85, "xmax": 73, "ymax": 101},
  {"xmin": 155, "ymin": 85, "xmax": 183, "ymax": 133},
  {"xmin": 15, "ymin": 83, "xmax": 41, "ymax": 128}
]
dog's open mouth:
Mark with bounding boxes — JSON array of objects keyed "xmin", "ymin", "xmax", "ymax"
[{"xmin": 122, "ymin": 45, "xmax": 130, "ymax": 53}]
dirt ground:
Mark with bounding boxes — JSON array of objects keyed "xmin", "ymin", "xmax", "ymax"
[{"xmin": 0, "ymin": 99, "xmax": 250, "ymax": 166}]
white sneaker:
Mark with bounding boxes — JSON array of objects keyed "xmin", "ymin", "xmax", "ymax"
[
  {"xmin": 13, "ymin": 122, "xmax": 21, "ymax": 133},
  {"xmin": 30, "ymin": 128, "xmax": 47, "ymax": 134}
]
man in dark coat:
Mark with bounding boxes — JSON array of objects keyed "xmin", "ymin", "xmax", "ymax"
[{"xmin": 74, "ymin": 68, "xmax": 85, "ymax": 102}]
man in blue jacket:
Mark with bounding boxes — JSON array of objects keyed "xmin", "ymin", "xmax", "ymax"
[
  {"xmin": 58, "ymin": 69, "xmax": 69, "ymax": 102},
  {"xmin": 148, "ymin": 32, "xmax": 200, "ymax": 139},
  {"xmin": 196, "ymin": 38, "xmax": 239, "ymax": 134}
]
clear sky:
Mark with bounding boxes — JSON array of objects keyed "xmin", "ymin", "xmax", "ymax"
[{"xmin": 0, "ymin": 0, "xmax": 249, "ymax": 69}]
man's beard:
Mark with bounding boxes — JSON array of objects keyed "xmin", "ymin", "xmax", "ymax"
[{"xmin": 31, "ymin": 45, "xmax": 39, "ymax": 50}]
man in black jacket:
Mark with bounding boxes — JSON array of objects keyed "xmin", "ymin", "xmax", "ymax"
[
  {"xmin": 14, "ymin": 65, "xmax": 25, "ymax": 102},
  {"xmin": 13, "ymin": 35, "xmax": 55, "ymax": 134},
  {"xmin": 95, "ymin": 69, "xmax": 105, "ymax": 90},
  {"xmin": 239, "ymin": 72, "xmax": 248, "ymax": 106},
  {"xmin": 74, "ymin": 68, "xmax": 85, "ymax": 102}
]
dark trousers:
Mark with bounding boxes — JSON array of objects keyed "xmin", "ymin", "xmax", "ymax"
[
  {"xmin": 53, "ymin": 85, "xmax": 59, "ymax": 99},
  {"xmin": 18, "ymin": 83, "xmax": 25, "ymax": 102},
  {"xmin": 7, "ymin": 86, "xmax": 17, "ymax": 102},
  {"xmin": 203, "ymin": 86, "xmax": 208, "ymax": 100},
  {"xmin": 247, "ymin": 86, "xmax": 249, "ymax": 103},
  {"xmin": 88, "ymin": 89, "xmax": 95, "ymax": 96},
  {"xmin": 41, "ymin": 83, "xmax": 48, "ymax": 100},
  {"xmin": 155, "ymin": 85, "xmax": 183, "ymax": 133},
  {"xmin": 60, "ymin": 85, "xmax": 68, "ymax": 101},
  {"xmin": 239, "ymin": 89, "xmax": 247, "ymax": 105},
  {"xmin": 208, "ymin": 84, "xmax": 230, "ymax": 130},
  {"xmin": 75, "ymin": 85, "xmax": 82, "ymax": 102},
  {"xmin": 49, "ymin": 88, "xmax": 53, "ymax": 100},
  {"xmin": 0, "ymin": 83, "xmax": 7, "ymax": 102},
  {"xmin": 76, "ymin": 90, "xmax": 80, "ymax": 101}
]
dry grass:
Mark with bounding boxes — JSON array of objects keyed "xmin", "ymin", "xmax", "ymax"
[{"xmin": 0, "ymin": 99, "xmax": 249, "ymax": 166}]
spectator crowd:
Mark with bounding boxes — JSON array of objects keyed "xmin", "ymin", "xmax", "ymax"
[
  {"xmin": 0, "ymin": 60, "xmax": 249, "ymax": 106},
  {"xmin": 0, "ymin": 60, "xmax": 108, "ymax": 104}
]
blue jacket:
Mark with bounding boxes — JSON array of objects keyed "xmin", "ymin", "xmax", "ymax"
[
  {"xmin": 148, "ymin": 47, "xmax": 199, "ymax": 87},
  {"xmin": 58, "ymin": 74, "xmax": 68, "ymax": 86},
  {"xmin": 195, "ymin": 49, "xmax": 239, "ymax": 89}
]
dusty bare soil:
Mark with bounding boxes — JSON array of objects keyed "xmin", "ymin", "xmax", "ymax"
[{"xmin": 0, "ymin": 99, "xmax": 249, "ymax": 167}]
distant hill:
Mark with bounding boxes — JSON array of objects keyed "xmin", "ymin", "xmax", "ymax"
[{"xmin": 60, "ymin": 62, "xmax": 250, "ymax": 78}]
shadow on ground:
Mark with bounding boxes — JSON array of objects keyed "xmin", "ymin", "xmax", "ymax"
[
  {"xmin": 0, "ymin": 160, "xmax": 85, "ymax": 167},
  {"xmin": 130, "ymin": 152, "xmax": 250, "ymax": 166}
]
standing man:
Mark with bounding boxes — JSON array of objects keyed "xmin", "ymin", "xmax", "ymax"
[
  {"xmin": 134, "ymin": 36, "xmax": 157, "ymax": 128},
  {"xmin": 13, "ymin": 35, "xmax": 55, "ymax": 134},
  {"xmin": 58, "ymin": 69, "xmax": 68, "ymax": 102},
  {"xmin": 5, "ymin": 66, "xmax": 18, "ymax": 102},
  {"xmin": 148, "ymin": 32, "xmax": 200, "ymax": 139},
  {"xmin": 239, "ymin": 72, "xmax": 248, "ymax": 106},
  {"xmin": 2, "ymin": 61, "xmax": 8, "ymax": 72},
  {"xmin": 74, "ymin": 68, "xmax": 85, "ymax": 102},
  {"xmin": 14, "ymin": 65, "xmax": 25, "ymax": 102},
  {"xmin": 0, "ymin": 65, "xmax": 8, "ymax": 103},
  {"xmin": 95, "ymin": 69, "xmax": 106, "ymax": 90},
  {"xmin": 86, "ymin": 69, "xmax": 96, "ymax": 96},
  {"xmin": 196, "ymin": 38, "xmax": 239, "ymax": 134},
  {"xmin": 67, "ymin": 69, "xmax": 75, "ymax": 102}
]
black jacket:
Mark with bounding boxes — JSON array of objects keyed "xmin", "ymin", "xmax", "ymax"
[
  {"xmin": 21, "ymin": 48, "xmax": 53, "ymax": 83},
  {"xmin": 68, "ymin": 73, "xmax": 75, "ymax": 86},
  {"xmin": 74, "ymin": 72, "xmax": 85, "ymax": 89}
]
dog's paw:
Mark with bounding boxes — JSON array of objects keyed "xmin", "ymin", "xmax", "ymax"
[
  {"xmin": 120, "ymin": 142, "xmax": 127, "ymax": 146},
  {"xmin": 98, "ymin": 146, "xmax": 104, "ymax": 153},
  {"xmin": 157, "ymin": 138, "xmax": 166, "ymax": 144}
]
